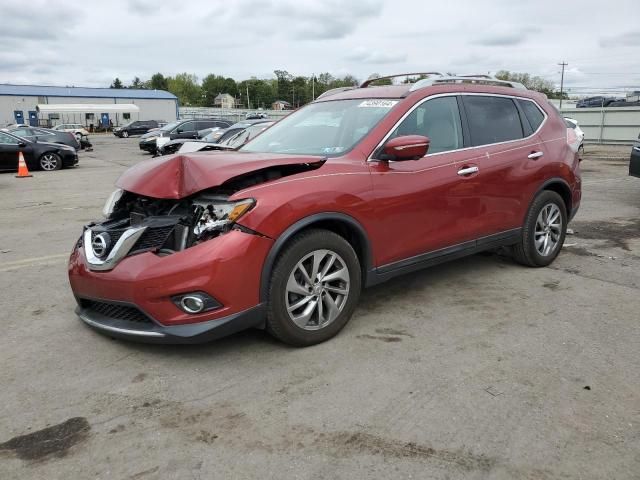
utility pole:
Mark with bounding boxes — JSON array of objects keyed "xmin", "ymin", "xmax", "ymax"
[
  {"xmin": 558, "ymin": 61, "xmax": 568, "ymax": 109},
  {"xmin": 312, "ymin": 74, "xmax": 315, "ymax": 101},
  {"xmin": 246, "ymin": 84, "xmax": 250, "ymax": 109}
]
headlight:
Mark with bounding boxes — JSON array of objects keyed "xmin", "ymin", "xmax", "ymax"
[
  {"xmin": 102, "ymin": 188, "xmax": 124, "ymax": 218},
  {"xmin": 193, "ymin": 198, "xmax": 255, "ymax": 237}
]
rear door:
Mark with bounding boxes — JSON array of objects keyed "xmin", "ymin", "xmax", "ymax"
[{"xmin": 456, "ymin": 94, "xmax": 546, "ymax": 240}]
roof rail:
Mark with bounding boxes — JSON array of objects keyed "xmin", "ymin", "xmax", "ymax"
[
  {"xmin": 315, "ymin": 86, "xmax": 357, "ymax": 100},
  {"xmin": 409, "ymin": 76, "xmax": 527, "ymax": 91},
  {"xmin": 360, "ymin": 72, "xmax": 445, "ymax": 88}
]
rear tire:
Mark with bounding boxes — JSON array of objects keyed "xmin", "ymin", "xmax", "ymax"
[
  {"xmin": 267, "ymin": 229, "xmax": 361, "ymax": 347},
  {"xmin": 512, "ymin": 190, "xmax": 567, "ymax": 267}
]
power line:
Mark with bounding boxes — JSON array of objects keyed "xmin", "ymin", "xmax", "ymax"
[{"xmin": 558, "ymin": 62, "xmax": 568, "ymax": 109}]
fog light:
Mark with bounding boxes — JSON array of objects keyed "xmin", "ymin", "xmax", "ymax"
[
  {"xmin": 172, "ymin": 292, "xmax": 221, "ymax": 314},
  {"xmin": 181, "ymin": 296, "xmax": 204, "ymax": 313}
]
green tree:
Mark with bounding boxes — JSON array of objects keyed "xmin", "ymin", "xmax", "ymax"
[
  {"xmin": 110, "ymin": 77, "xmax": 123, "ymax": 89},
  {"xmin": 495, "ymin": 70, "xmax": 557, "ymax": 95},
  {"xmin": 273, "ymin": 70, "xmax": 293, "ymax": 101},
  {"xmin": 366, "ymin": 73, "xmax": 392, "ymax": 86},
  {"xmin": 202, "ymin": 74, "xmax": 237, "ymax": 106},
  {"xmin": 167, "ymin": 73, "xmax": 202, "ymax": 106},
  {"xmin": 131, "ymin": 76, "xmax": 144, "ymax": 89},
  {"xmin": 149, "ymin": 73, "xmax": 169, "ymax": 90}
]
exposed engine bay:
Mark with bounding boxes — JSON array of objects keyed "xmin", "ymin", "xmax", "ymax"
[{"xmin": 83, "ymin": 164, "xmax": 321, "ymax": 268}]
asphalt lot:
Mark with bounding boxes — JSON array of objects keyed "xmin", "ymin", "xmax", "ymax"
[{"xmin": 0, "ymin": 136, "xmax": 638, "ymax": 479}]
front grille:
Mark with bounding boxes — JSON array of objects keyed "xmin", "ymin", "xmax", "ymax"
[
  {"xmin": 81, "ymin": 299, "xmax": 152, "ymax": 324},
  {"xmin": 131, "ymin": 225, "xmax": 174, "ymax": 252},
  {"xmin": 91, "ymin": 229, "xmax": 126, "ymax": 257}
]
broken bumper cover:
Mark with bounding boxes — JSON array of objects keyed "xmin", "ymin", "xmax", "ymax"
[{"xmin": 68, "ymin": 229, "xmax": 273, "ymax": 344}]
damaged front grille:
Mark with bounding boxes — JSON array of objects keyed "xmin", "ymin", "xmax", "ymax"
[
  {"xmin": 80, "ymin": 299, "xmax": 152, "ymax": 324},
  {"xmin": 131, "ymin": 225, "xmax": 175, "ymax": 253}
]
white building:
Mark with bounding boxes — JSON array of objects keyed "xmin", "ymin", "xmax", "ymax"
[{"xmin": 0, "ymin": 84, "xmax": 178, "ymax": 128}]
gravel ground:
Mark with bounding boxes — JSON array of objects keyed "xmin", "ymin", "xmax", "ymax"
[{"xmin": 0, "ymin": 137, "xmax": 638, "ymax": 479}]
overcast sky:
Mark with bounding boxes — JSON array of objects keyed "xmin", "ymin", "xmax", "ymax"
[{"xmin": 1, "ymin": 0, "xmax": 639, "ymax": 96}]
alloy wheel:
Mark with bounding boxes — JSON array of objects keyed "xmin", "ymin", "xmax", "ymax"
[
  {"xmin": 535, "ymin": 203, "xmax": 562, "ymax": 256},
  {"xmin": 40, "ymin": 154, "xmax": 59, "ymax": 171},
  {"xmin": 285, "ymin": 249, "xmax": 350, "ymax": 331}
]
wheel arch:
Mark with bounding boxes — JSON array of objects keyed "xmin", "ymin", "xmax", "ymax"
[
  {"xmin": 259, "ymin": 213, "xmax": 374, "ymax": 303},
  {"xmin": 532, "ymin": 178, "xmax": 572, "ymax": 217}
]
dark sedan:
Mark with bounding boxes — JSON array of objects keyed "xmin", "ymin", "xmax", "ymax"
[
  {"xmin": 630, "ymin": 135, "xmax": 640, "ymax": 178},
  {"xmin": 139, "ymin": 119, "xmax": 232, "ymax": 153},
  {"xmin": 0, "ymin": 130, "xmax": 78, "ymax": 172},
  {"xmin": 8, "ymin": 126, "xmax": 80, "ymax": 150},
  {"xmin": 113, "ymin": 120, "xmax": 161, "ymax": 138}
]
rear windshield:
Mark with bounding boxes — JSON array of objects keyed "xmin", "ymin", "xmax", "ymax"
[{"xmin": 241, "ymin": 99, "xmax": 397, "ymax": 156}]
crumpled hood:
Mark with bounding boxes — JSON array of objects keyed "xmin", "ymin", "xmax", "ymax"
[{"xmin": 116, "ymin": 151, "xmax": 325, "ymax": 199}]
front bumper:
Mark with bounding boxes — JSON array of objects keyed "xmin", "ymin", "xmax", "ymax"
[
  {"xmin": 62, "ymin": 151, "xmax": 79, "ymax": 167},
  {"xmin": 68, "ymin": 229, "xmax": 274, "ymax": 343},
  {"xmin": 139, "ymin": 139, "xmax": 157, "ymax": 152},
  {"xmin": 76, "ymin": 300, "xmax": 266, "ymax": 344}
]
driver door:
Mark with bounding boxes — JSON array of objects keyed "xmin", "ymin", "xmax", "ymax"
[{"xmin": 368, "ymin": 95, "xmax": 477, "ymax": 267}]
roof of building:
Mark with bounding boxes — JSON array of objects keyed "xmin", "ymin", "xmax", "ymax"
[
  {"xmin": 0, "ymin": 84, "xmax": 177, "ymax": 100},
  {"xmin": 273, "ymin": 100, "xmax": 292, "ymax": 105},
  {"xmin": 214, "ymin": 93, "xmax": 234, "ymax": 100}
]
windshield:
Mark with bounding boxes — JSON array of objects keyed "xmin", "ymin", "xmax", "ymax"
[
  {"xmin": 240, "ymin": 99, "xmax": 397, "ymax": 156},
  {"xmin": 160, "ymin": 121, "xmax": 181, "ymax": 132}
]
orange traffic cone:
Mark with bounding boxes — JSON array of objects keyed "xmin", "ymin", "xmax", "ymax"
[{"xmin": 15, "ymin": 152, "xmax": 32, "ymax": 178}]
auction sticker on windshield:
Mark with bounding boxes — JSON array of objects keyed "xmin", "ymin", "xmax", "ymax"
[{"xmin": 358, "ymin": 100, "xmax": 399, "ymax": 108}]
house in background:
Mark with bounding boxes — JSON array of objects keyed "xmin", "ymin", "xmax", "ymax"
[
  {"xmin": 272, "ymin": 100, "xmax": 292, "ymax": 111},
  {"xmin": 214, "ymin": 93, "xmax": 236, "ymax": 109}
]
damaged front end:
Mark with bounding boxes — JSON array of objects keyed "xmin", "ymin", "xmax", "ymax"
[{"xmin": 82, "ymin": 190, "xmax": 255, "ymax": 271}]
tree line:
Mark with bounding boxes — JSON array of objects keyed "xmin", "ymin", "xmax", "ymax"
[
  {"xmin": 110, "ymin": 71, "xmax": 361, "ymax": 109},
  {"xmin": 109, "ymin": 70, "xmax": 567, "ymax": 108}
]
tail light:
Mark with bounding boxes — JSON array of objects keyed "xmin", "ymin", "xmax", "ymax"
[{"xmin": 566, "ymin": 127, "xmax": 580, "ymax": 154}]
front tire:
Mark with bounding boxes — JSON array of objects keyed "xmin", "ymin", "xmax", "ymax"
[
  {"xmin": 267, "ymin": 229, "xmax": 362, "ymax": 346},
  {"xmin": 122, "ymin": 131, "xmax": 129, "ymax": 138},
  {"xmin": 512, "ymin": 191, "xmax": 567, "ymax": 267},
  {"xmin": 39, "ymin": 152, "xmax": 62, "ymax": 171}
]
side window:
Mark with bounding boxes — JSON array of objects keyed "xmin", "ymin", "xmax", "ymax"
[
  {"xmin": 0, "ymin": 132, "xmax": 18, "ymax": 144},
  {"xmin": 12, "ymin": 128, "xmax": 30, "ymax": 137},
  {"xmin": 176, "ymin": 121, "xmax": 195, "ymax": 132},
  {"xmin": 34, "ymin": 128, "xmax": 53, "ymax": 136},
  {"xmin": 462, "ymin": 96, "xmax": 524, "ymax": 146},
  {"xmin": 518, "ymin": 99, "xmax": 545, "ymax": 132},
  {"xmin": 390, "ymin": 96, "xmax": 463, "ymax": 154}
]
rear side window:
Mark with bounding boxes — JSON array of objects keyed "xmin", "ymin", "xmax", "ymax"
[
  {"xmin": 462, "ymin": 96, "xmax": 524, "ymax": 146},
  {"xmin": 518, "ymin": 100, "xmax": 545, "ymax": 131},
  {"xmin": 390, "ymin": 96, "xmax": 463, "ymax": 154}
]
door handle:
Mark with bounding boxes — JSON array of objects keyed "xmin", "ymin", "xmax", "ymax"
[
  {"xmin": 457, "ymin": 166, "xmax": 479, "ymax": 176},
  {"xmin": 528, "ymin": 151, "xmax": 544, "ymax": 160}
]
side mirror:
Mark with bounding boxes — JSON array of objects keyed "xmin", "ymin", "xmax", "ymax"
[
  {"xmin": 18, "ymin": 142, "xmax": 26, "ymax": 148},
  {"xmin": 382, "ymin": 135, "xmax": 430, "ymax": 161},
  {"xmin": 34, "ymin": 136, "xmax": 39, "ymax": 142}
]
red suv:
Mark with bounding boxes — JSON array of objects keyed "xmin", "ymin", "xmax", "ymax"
[{"xmin": 68, "ymin": 74, "xmax": 582, "ymax": 346}]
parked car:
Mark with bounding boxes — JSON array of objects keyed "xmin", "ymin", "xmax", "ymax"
[
  {"xmin": 246, "ymin": 112, "xmax": 268, "ymax": 119},
  {"xmin": 576, "ymin": 96, "xmax": 617, "ymax": 108},
  {"xmin": 1, "ymin": 123, "xmax": 30, "ymax": 131},
  {"xmin": 629, "ymin": 133, "xmax": 640, "ymax": 178},
  {"xmin": 113, "ymin": 120, "xmax": 162, "ymax": 138},
  {"xmin": 8, "ymin": 126, "xmax": 81, "ymax": 150},
  {"xmin": 158, "ymin": 119, "xmax": 272, "ymax": 156},
  {"xmin": 69, "ymin": 74, "xmax": 581, "ymax": 346},
  {"xmin": 158, "ymin": 127, "xmax": 224, "ymax": 156},
  {"xmin": 564, "ymin": 117, "xmax": 584, "ymax": 155},
  {"xmin": 139, "ymin": 119, "xmax": 232, "ymax": 153},
  {"xmin": 0, "ymin": 130, "xmax": 78, "ymax": 172},
  {"xmin": 608, "ymin": 100, "xmax": 640, "ymax": 107},
  {"xmin": 53, "ymin": 124, "xmax": 90, "ymax": 139},
  {"xmin": 179, "ymin": 121, "xmax": 275, "ymax": 154}
]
